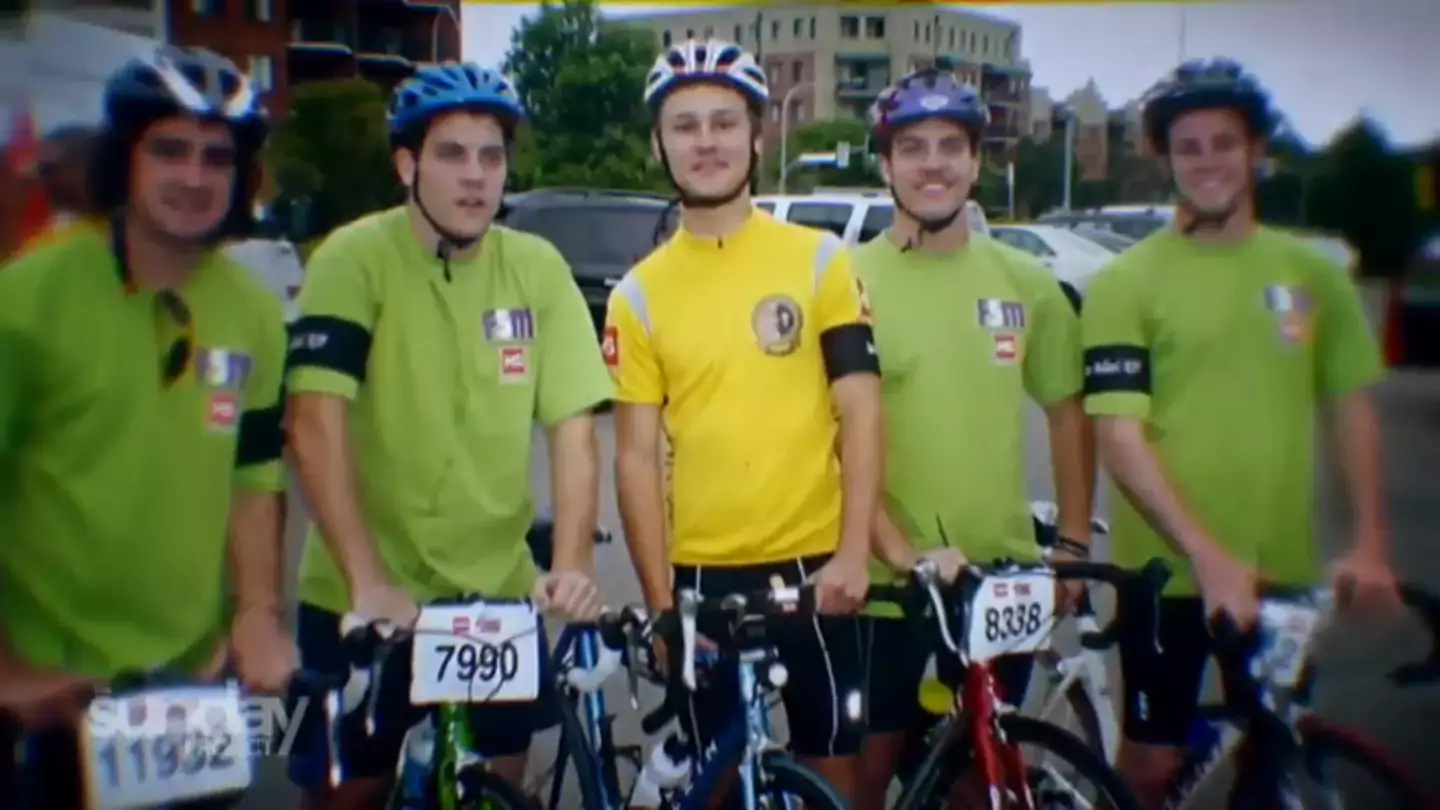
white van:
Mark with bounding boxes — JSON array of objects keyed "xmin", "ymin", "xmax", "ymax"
[{"xmin": 754, "ymin": 191, "xmax": 989, "ymax": 245}]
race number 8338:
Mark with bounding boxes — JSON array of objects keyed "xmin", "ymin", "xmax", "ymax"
[{"xmin": 965, "ymin": 572, "xmax": 1056, "ymax": 663}]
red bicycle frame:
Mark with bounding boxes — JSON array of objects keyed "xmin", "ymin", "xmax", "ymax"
[{"xmin": 958, "ymin": 658, "xmax": 1035, "ymax": 810}]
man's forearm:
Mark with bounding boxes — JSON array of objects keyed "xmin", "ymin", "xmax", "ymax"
[
  {"xmin": 1045, "ymin": 397, "xmax": 1096, "ymax": 544},
  {"xmin": 289, "ymin": 397, "xmax": 386, "ymax": 593},
  {"xmin": 227, "ymin": 489, "xmax": 285, "ymax": 615},
  {"xmin": 834, "ymin": 375, "xmax": 884, "ymax": 562},
  {"xmin": 1096, "ymin": 417, "xmax": 1221, "ymax": 561},
  {"xmin": 616, "ymin": 449, "xmax": 673, "ymax": 611},
  {"xmin": 548, "ymin": 414, "xmax": 601, "ymax": 575},
  {"xmin": 873, "ymin": 506, "xmax": 919, "ymax": 571},
  {"xmin": 1331, "ymin": 391, "xmax": 1387, "ymax": 553}
]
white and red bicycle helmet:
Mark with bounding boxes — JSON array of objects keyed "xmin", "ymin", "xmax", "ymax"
[{"xmin": 643, "ymin": 38, "xmax": 769, "ymax": 113}]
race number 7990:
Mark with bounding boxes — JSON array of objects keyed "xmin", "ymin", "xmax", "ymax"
[{"xmin": 433, "ymin": 642, "xmax": 520, "ymax": 684}]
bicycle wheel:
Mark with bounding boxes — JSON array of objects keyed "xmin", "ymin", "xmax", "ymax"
[
  {"xmin": 717, "ymin": 752, "xmax": 850, "ymax": 810},
  {"xmin": 525, "ymin": 691, "xmax": 610, "ymax": 810},
  {"xmin": 456, "ymin": 765, "xmax": 543, "ymax": 810},
  {"xmin": 1297, "ymin": 717, "xmax": 1440, "ymax": 809},
  {"xmin": 901, "ymin": 714, "xmax": 1142, "ymax": 810}
]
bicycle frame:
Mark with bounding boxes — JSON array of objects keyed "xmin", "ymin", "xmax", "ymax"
[
  {"xmin": 1034, "ymin": 611, "xmax": 1120, "ymax": 763},
  {"xmin": 893, "ymin": 660, "xmax": 1035, "ymax": 810},
  {"xmin": 548, "ymin": 624, "xmax": 625, "ymax": 810},
  {"xmin": 665, "ymin": 648, "xmax": 788, "ymax": 810}
]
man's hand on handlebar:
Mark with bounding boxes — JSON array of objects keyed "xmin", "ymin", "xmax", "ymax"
[
  {"xmin": 230, "ymin": 605, "xmax": 300, "ymax": 693},
  {"xmin": 351, "ymin": 581, "xmax": 420, "ymax": 630},
  {"xmin": 810, "ymin": 553, "xmax": 870, "ymax": 614},
  {"xmin": 533, "ymin": 570, "xmax": 604, "ymax": 622},
  {"xmin": 920, "ymin": 547, "xmax": 967, "ymax": 584}
]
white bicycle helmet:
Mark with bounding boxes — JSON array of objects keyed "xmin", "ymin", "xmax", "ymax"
[{"xmin": 643, "ymin": 38, "xmax": 769, "ymax": 112}]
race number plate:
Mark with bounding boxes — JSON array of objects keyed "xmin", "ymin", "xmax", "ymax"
[
  {"xmin": 410, "ymin": 601, "xmax": 543, "ymax": 706},
  {"xmin": 1258, "ymin": 600, "xmax": 1320, "ymax": 687},
  {"xmin": 966, "ymin": 571, "xmax": 1056, "ymax": 663},
  {"xmin": 81, "ymin": 682, "xmax": 253, "ymax": 810}
]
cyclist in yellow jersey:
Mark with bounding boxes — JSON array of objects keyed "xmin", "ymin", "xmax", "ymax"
[
  {"xmin": 607, "ymin": 38, "xmax": 883, "ymax": 800},
  {"xmin": 285, "ymin": 63, "xmax": 611, "ymax": 807},
  {"xmin": 850, "ymin": 70, "xmax": 1095, "ymax": 810},
  {"xmin": 1082, "ymin": 59, "xmax": 1398, "ymax": 808},
  {"xmin": 0, "ymin": 47, "xmax": 293, "ymax": 803}
]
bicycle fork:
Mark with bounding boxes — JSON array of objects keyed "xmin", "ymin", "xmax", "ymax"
[{"xmin": 965, "ymin": 668, "xmax": 1034, "ymax": 810}]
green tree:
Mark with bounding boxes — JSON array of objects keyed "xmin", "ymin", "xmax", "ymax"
[
  {"xmin": 266, "ymin": 79, "xmax": 401, "ymax": 238},
  {"xmin": 1304, "ymin": 116, "xmax": 1424, "ymax": 278},
  {"xmin": 1008, "ymin": 136, "xmax": 1078, "ymax": 219},
  {"xmin": 765, "ymin": 119, "xmax": 878, "ymax": 192},
  {"xmin": 503, "ymin": 0, "xmax": 663, "ymax": 190}
]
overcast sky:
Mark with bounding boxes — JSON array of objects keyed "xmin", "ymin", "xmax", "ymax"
[{"xmin": 459, "ymin": 0, "xmax": 1440, "ymax": 147}]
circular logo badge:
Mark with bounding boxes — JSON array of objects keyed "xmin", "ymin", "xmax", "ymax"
[{"xmin": 752, "ymin": 294, "xmax": 803, "ymax": 356}]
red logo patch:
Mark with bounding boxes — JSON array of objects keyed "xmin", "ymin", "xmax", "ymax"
[
  {"xmin": 601, "ymin": 326, "xmax": 619, "ymax": 367},
  {"xmin": 500, "ymin": 346, "xmax": 528, "ymax": 380},
  {"xmin": 208, "ymin": 393, "xmax": 239, "ymax": 429},
  {"xmin": 993, "ymin": 334, "xmax": 1018, "ymax": 363}
]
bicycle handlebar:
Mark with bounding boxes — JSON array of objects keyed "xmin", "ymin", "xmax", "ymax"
[
  {"xmin": 867, "ymin": 558, "xmax": 1172, "ymax": 655},
  {"xmin": 595, "ymin": 584, "xmax": 819, "ymax": 735},
  {"xmin": 1208, "ymin": 582, "xmax": 1440, "ymax": 688}
]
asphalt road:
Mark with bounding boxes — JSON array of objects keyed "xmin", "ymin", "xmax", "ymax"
[{"xmin": 239, "ymin": 371, "xmax": 1440, "ymax": 808}]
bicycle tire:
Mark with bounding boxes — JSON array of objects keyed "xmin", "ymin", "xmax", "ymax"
[
  {"xmin": 1299, "ymin": 717, "xmax": 1440, "ymax": 810},
  {"xmin": 716, "ymin": 752, "xmax": 850, "ymax": 810},
  {"xmin": 903, "ymin": 714, "xmax": 1142, "ymax": 810}
]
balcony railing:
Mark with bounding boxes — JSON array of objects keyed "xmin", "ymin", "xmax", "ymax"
[
  {"xmin": 836, "ymin": 75, "xmax": 890, "ymax": 95},
  {"xmin": 357, "ymin": 29, "xmax": 406, "ymax": 57},
  {"xmin": 291, "ymin": 20, "xmax": 355, "ymax": 49}
]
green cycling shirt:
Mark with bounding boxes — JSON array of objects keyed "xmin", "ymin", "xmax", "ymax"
[
  {"xmin": 0, "ymin": 221, "xmax": 287, "ymax": 676},
  {"xmin": 853, "ymin": 233, "xmax": 1084, "ymax": 616},
  {"xmin": 286, "ymin": 208, "xmax": 612, "ymax": 613},
  {"xmin": 1081, "ymin": 226, "xmax": 1385, "ymax": 596}
]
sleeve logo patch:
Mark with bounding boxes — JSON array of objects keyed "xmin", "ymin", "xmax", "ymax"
[
  {"xmin": 601, "ymin": 326, "xmax": 619, "ymax": 367},
  {"xmin": 499, "ymin": 346, "xmax": 529, "ymax": 382},
  {"xmin": 976, "ymin": 299, "xmax": 1026, "ymax": 331}
]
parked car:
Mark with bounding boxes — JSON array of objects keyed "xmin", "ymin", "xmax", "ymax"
[
  {"xmin": 498, "ymin": 188, "xmax": 676, "ymax": 330},
  {"xmin": 1070, "ymin": 225, "xmax": 1137, "ymax": 254},
  {"xmin": 753, "ymin": 191, "xmax": 990, "ymax": 244},
  {"xmin": 1037, "ymin": 208, "xmax": 1171, "ymax": 241},
  {"xmin": 990, "ymin": 223, "xmax": 1117, "ymax": 291}
]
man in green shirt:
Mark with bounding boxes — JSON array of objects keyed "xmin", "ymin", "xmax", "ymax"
[
  {"xmin": 0, "ymin": 47, "xmax": 293, "ymax": 803},
  {"xmin": 284, "ymin": 63, "xmax": 613, "ymax": 807},
  {"xmin": 852, "ymin": 70, "xmax": 1096, "ymax": 810},
  {"xmin": 1083, "ymin": 59, "xmax": 1397, "ymax": 808}
]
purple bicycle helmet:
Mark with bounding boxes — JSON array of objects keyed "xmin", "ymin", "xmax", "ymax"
[
  {"xmin": 1141, "ymin": 58, "xmax": 1274, "ymax": 153},
  {"xmin": 870, "ymin": 69, "xmax": 990, "ymax": 144}
]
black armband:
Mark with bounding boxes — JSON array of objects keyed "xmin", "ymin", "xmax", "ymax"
[
  {"xmin": 1082, "ymin": 344, "xmax": 1150, "ymax": 396},
  {"xmin": 235, "ymin": 404, "xmax": 284, "ymax": 468},
  {"xmin": 286, "ymin": 316, "xmax": 371, "ymax": 383},
  {"xmin": 820, "ymin": 323, "xmax": 880, "ymax": 381},
  {"xmin": 1058, "ymin": 280, "xmax": 1083, "ymax": 315}
]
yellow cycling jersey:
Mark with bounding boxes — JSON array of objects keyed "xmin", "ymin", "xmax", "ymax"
[{"xmin": 604, "ymin": 210, "xmax": 877, "ymax": 567}]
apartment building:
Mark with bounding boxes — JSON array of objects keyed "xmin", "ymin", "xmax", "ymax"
[
  {"xmin": 170, "ymin": 0, "xmax": 462, "ymax": 117},
  {"xmin": 1028, "ymin": 79, "xmax": 1145, "ymax": 180},
  {"xmin": 616, "ymin": 5, "xmax": 1031, "ymax": 159}
]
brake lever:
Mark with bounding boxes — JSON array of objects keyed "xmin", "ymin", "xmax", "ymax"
[
  {"xmin": 679, "ymin": 590, "xmax": 700, "ymax": 691},
  {"xmin": 914, "ymin": 561, "xmax": 959, "ymax": 654},
  {"xmin": 623, "ymin": 608, "xmax": 643, "ymax": 710}
]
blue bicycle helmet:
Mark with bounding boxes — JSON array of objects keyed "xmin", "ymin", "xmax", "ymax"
[
  {"xmin": 388, "ymin": 62, "xmax": 524, "ymax": 139},
  {"xmin": 870, "ymin": 69, "xmax": 990, "ymax": 145},
  {"xmin": 1141, "ymin": 58, "xmax": 1274, "ymax": 152}
]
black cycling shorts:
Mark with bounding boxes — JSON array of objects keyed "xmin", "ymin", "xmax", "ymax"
[{"xmin": 671, "ymin": 554, "xmax": 867, "ymax": 759}]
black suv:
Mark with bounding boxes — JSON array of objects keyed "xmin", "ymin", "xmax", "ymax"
[{"xmin": 498, "ymin": 188, "xmax": 677, "ymax": 331}]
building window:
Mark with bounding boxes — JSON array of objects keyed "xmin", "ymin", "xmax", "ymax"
[
  {"xmin": 685, "ymin": 28, "xmax": 694, "ymax": 39},
  {"xmin": 662, "ymin": 30, "xmax": 671, "ymax": 47},
  {"xmin": 247, "ymin": 55, "xmax": 274, "ymax": 91},
  {"xmin": 733, "ymin": 24, "xmax": 741, "ymax": 43},
  {"xmin": 791, "ymin": 100, "xmax": 805, "ymax": 123},
  {"xmin": 703, "ymin": 25, "xmax": 714, "ymax": 38},
  {"xmin": 249, "ymin": 0, "xmax": 272, "ymax": 22},
  {"xmin": 924, "ymin": 24, "xmax": 931, "ymax": 43},
  {"xmin": 793, "ymin": 18, "xmax": 802, "ymax": 38},
  {"xmin": 948, "ymin": 27, "xmax": 955, "ymax": 50},
  {"xmin": 840, "ymin": 16, "xmax": 858, "ymax": 38},
  {"xmin": 771, "ymin": 19, "xmax": 779, "ymax": 40},
  {"xmin": 792, "ymin": 61, "xmax": 803, "ymax": 82},
  {"xmin": 865, "ymin": 17, "xmax": 885, "ymax": 38},
  {"xmin": 982, "ymin": 34, "xmax": 990, "ymax": 56},
  {"xmin": 913, "ymin": 21, "xmax": 920, "ymax": 41},
  {"xmin": 969, "ymin": 31, "xmax": 977, "ymax": 52},
  {"xmin": 771, "ymin": 102, "xmax": 780, "ymax": 123},
  {"xmin": 809, "ymin": 17, "xmax": 816, "ymax": 38},
  {"xmin": 191, "ymin": 0, "xmax": 218, "ymax": 16},
  {"xmin": 768, "ymin": 65, "xmax": 779, "ymax": 84}
]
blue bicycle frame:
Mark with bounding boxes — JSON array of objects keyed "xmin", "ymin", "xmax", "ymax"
[{"xmin": 549, "ymin": 623, "xmax": 623, "ymax": 809}]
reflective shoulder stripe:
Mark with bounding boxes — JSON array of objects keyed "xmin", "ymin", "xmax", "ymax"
[
  {"xmin": 613, "ymin": 272, "xmax": 652, "ymax": 333},
  {"xmin": 812, "ymin": 232, "xmax": 844, "ymax": 293}
]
